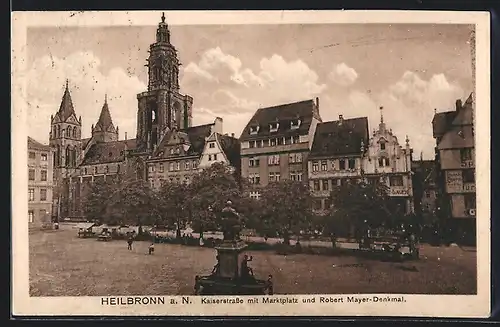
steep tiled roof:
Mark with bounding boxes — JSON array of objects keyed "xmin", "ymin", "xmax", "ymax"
[
  {"xmin": 80, "ymin": 139, "xmax": 136, "ymax": 165},
  {"xmin": 240, "ymin": 99, "xmax": 320, "ymax": 142},
  {"xmin": 56, "ymin": 82, "xmax": 76, "ymax": 122},
  {"xmin": 309, "ymin": 117, "xmax": 369, "ymax": 158},
  {"xmin": 217, "ymin": 133, "xmax": 241, "ymax": 168},
  {"xmin": 28, "ymin": 136, "xmax": 51, "ymax": 151}
]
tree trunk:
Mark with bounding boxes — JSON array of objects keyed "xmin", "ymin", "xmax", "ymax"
[{"xmin": 176, "ymin": 227, "xmax": 181, "ymax": 239}]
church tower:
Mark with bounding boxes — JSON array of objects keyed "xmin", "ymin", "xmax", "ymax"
[
  {"xmin": 49, "ymin": 80, "xmax": 82, "ymax": 171},
  {"xmin": 92, "ymin": 94, "xmax": 119, "ymax": 143},
  {"xmin": 49, "ymin": 80, "xmax": 82, "ymax": 219},
  {"xmin": 135, "ymin": 13, "xmax": 193, "ymax": 153}
]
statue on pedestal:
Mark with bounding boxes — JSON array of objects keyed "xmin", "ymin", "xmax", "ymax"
[
  {"xmin": 194, "ymin": 200, "xmax": 273, "ymax": 295},
  {"xmin": 220, "ymin": 200, "xmax": 242, "ymax": 242}
]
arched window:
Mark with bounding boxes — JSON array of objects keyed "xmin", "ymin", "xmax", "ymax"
[
  {"xmin": 71, "ymin": 147, "xmax": 77, "ymax": 167},
  {"xmin": 57, "ymin": 125, "xmax": 61, "ymax": 138},
  {"xmin": 65, "ymin": 146, "xmax": 70, "ymax": 166},
  {"xmin": 72, "ymin": 127, "xmax": 77, "ymax": 138},
  {"xmin": 67, "ymin": 127, "xmax": 72, "ymax": 138},
  {"xmin": 56, "ymin": 145, "xmax": 60, "ymax": 166},
  {"xmin": 52, "ymin": 126, "xmax": 56, "ymax": 139}
]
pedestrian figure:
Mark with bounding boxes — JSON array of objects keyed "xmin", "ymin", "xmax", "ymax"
[
  {"xmin": 127, "ymin": 236, "xmax": 134, "ymax": 250},
  {"xmin": 148, "ymin": 242, "xmax": 155, "ymax": 255}
]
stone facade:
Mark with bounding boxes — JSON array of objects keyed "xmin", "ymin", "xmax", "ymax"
[
  {"xmin": 28, "ymin": 137, "xmax": 54, "ymax": 227},
  {"xmin": 362, "ymin": 108, "xmax": 414, "ymax": 215}
]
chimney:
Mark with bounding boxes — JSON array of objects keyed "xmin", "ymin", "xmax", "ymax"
[
  {"xmin": 231, "ymin": 133, "xmax": 235, "ymax": 138},
  {"xmin": 456, "ymin": 99, "xmax": 462, "ymax": 111},
  {"xmin": 125, "ymin": 132, "xmax": 128, "ymax": 140},
  {"xmin": 212, "ymin": 117, "xmax": 223, "ymax": 134}
]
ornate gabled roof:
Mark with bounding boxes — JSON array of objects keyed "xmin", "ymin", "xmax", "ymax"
[
  {"xmin": 95, "ymin": 95, "xmax": 116, "ymax": 131},
  {"xmin": 309, "ymin": 117, "xmax": 369, "ymax": 158},
  {"xmin": 55, "ymin": 80, "xmax": 77, "ymax": 122}
]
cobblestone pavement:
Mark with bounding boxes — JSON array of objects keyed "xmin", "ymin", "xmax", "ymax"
[{"xmin": 29, "ymin": 226, "xmax": 477, "ymax": 296}]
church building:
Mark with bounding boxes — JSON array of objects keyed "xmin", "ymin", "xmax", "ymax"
[{"xmin": 51, "ymin": 13, "xmax": 226, "ymax": 220}]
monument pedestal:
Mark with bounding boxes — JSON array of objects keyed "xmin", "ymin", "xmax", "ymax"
[
  {"xmin": 193, "ymin": 202, "xmax": 272, "ymax": 295},
  {"xmin": 215, "ymin": 240, "xmax": 247, "ymax": 279}
]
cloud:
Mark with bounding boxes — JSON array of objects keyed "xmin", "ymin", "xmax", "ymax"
[
  {"xmin": 26, "ymin": 51, "xmax": 146, "ymax": 144},
  {"xmin": 321, "ymin": 71, "xmax": 466, "ymax": 160},
  {"xmin": 180, "ymin": 48, "xmax": 326, "ymax": 137},
  {"xmin": 328, "ymin": 63, "xmax": 359, "ymax": 86}
]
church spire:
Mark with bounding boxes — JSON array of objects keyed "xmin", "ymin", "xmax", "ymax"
[
  {"xmin": 156, "ymin": 12, "xmax": 170, "ymax": 43},
  {"xmin": 57, "ymin": 79, "xmax": 76, "ymax": 122},
  {"xmin": 96, "ymin": 95, "xmax": 115, "ymax": 130}
]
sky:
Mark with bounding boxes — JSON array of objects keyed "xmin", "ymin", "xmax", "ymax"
[{"xmin": 26, "ymin": 22, "xmax": 473, "ymax": 159}]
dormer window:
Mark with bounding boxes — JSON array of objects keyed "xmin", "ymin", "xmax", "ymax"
[
  {"xmin": 250, "ymin": 125, "xmax": 260, "ymax": 135},
  {"xmin": 209, "ymin": 142, "xmax": 215, "ymax": 148},
  {"xmin": 380, "ymin": 142, "xmax": 386, "ymax": 150},
  {"xmin": 291, "ymin": 119, "xmax": 301, "ymax": 130},
  {"xmin": 269, "ymin": 122, "xmax": 279, "ymax": 133}
]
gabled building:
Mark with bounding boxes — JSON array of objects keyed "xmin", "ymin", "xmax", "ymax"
[
  {"xmin": 307, "ymin": 115, "xmax": 369, "ymax": 214},
  {"xmin": 239, "ymin": 98, "xmax": 322, "ymax": 200},
  {"xmin": 145, "ymin": 117, "xmax": 240, "ymax": 188},
  {"xmin": 411, "ymin": 157, "xmax": 438, "ymax": 225},
  {"xmin": 28, "ymin": 137, "xmax": 54, "ymax": 227},
  {"xmin": 362, "ymin": 108, "xmax": 414, "ymax": 215},
  {"xmin": 432, "ymin": 94, "xmax": 475, "ymax": 243}
]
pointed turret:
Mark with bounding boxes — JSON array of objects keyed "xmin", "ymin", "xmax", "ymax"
[
  {"xmin": 57, "ymin": 79, "xmax": 77, "ymax": 122},
  {"xmin": 92, "ymin": 94, "xmax": 118, "ymax": 143},
  {"xmin": 96, "ymin": 94, "xmax": 115, "ymax": 131}
]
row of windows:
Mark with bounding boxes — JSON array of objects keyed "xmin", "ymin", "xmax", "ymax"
[
  {"xmin": 312, "ymin": 158, "xmax": 356, "ymax": 172},
  {"xmin": 310, "ymin": 175, "xmax": 405, "ymax": 192},
  {"xmin": 29, "ymin": 152, "xmax": 48, "ymax": 161},
  {"xmin": 52, "ymin": 125, "xmax": 80, "ymax": 139},
  {"xmin": 249, "ymin": 153, "xmax": 303, "ymax": 167},
  {"xmin": 149, "ymin": 160, "xmax": 198, "ymax": 173},
  {"xmin": 28, "ymin": 169, "xmax": 48, "ymax": 181},
  {"xmin": 28, "ymin": 188, "xmax": 48, "ymax": 201},
  {"xmin": 248, "ymin": 136, "xmax": 301, "ymax": 149},
  {"xmin": 249, "ymin": 120, "xmax": 301, "ymax": 135},
  {"xmin": 81, "ymin": 165, "xmax": 120, "ymax": 175},
  {"xmin": 248, "ymin": 171, "xmax": 303, "ymax": 184},
  {"xmin": 149, "ymin": 176, "xmax": 191, "ymax": 188}
]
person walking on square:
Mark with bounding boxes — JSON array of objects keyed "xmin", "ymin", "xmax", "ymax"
[
  {"xmin": 148, "ymin": 242, "xmax": 155, "ymax": 255},
  {"xmin": 127, "ymin": 235, "xmax": 134, "ymax": 250}
]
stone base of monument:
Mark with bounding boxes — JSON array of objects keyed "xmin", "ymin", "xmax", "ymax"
[{"xmin": 194, "ymin": 240, "xmax": 272, "ymax": 295}]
